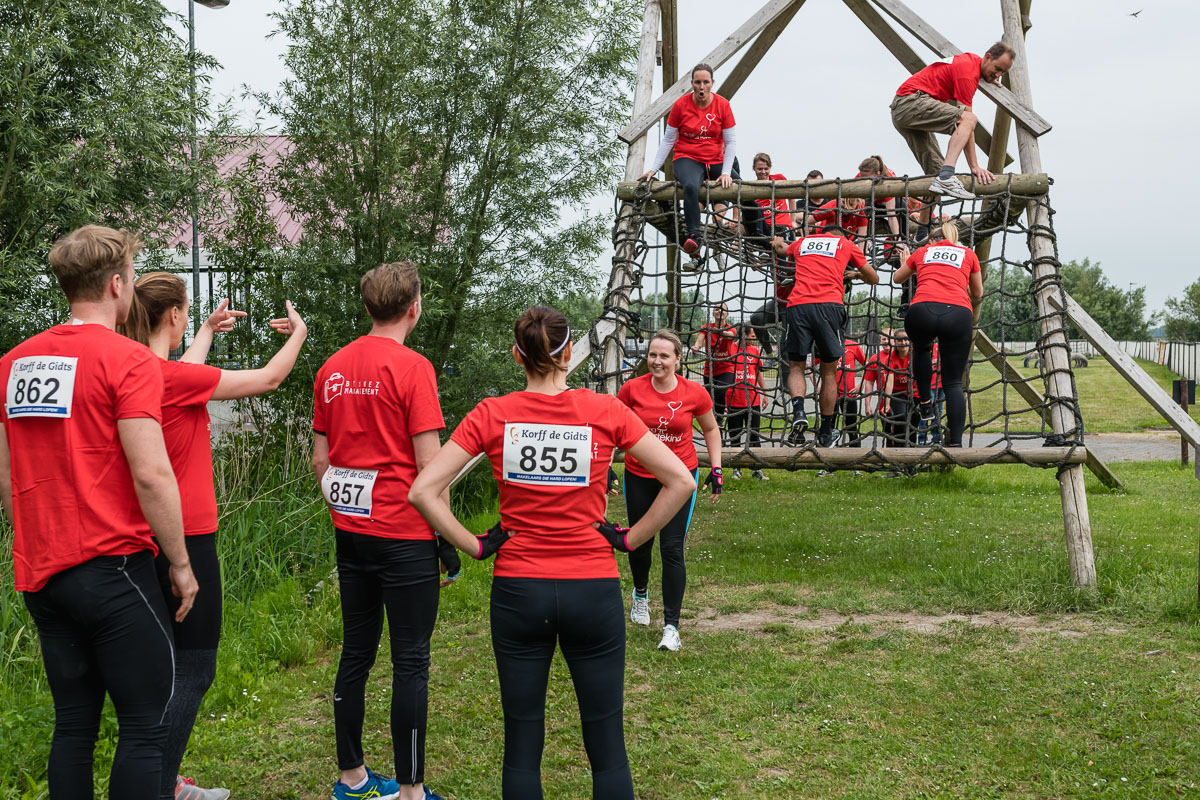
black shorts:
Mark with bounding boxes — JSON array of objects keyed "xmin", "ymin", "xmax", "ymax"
[{"xmin": 784, "ymin": 303, "xmax": 846, "ymax": 364}]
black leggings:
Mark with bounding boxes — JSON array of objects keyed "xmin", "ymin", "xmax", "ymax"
[
  {"xmin": 23, "ymin": 551, "xmax": 175, "ymax": 800},
  {"xmin": 726, "ymin": 407, "xmax": 762, "ymax": 448},
  {"xmin": 154, "ymin": 533, "xmax": 222, "ymax": 799},
  {"xmin": 490, "ymin": 577, "xmax": 632, "ymax": 800},
  {"xmin": 835, "ymin": 398, "xmax": 861, "ymax": 446},
  {"xmin": 706, "ymin": 372, "xmax": 735, "ymax": 439},
  {"xmin": 334, "ymin": 531, "xmax": 440, "ymax": 784},
  {"xmin": 749, "ymin": 297, "xmax": 783, "ymax": 356},
  {"xmin": 905, "ymin": 301, "xmax": 974, "ymax": 445},
  {"xmin": 673, "ymin": 157, "xmax": 760, "ymax": 240},
  {"xmin": 624, "ymin": 470, "xmax": 698, "ymax": 628}
]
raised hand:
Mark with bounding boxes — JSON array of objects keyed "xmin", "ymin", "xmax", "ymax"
[
  {"xmin": 203, "ymin": 298, "xmax": 247, "ymax": 334},
  {"xmin": 269, "ymin": 299, "xmax": 307, "ymax": 336}
]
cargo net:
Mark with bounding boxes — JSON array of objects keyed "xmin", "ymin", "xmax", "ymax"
[{"xmin": 588, "ymin": 175, "xmax": 1085, "ymax": 472}]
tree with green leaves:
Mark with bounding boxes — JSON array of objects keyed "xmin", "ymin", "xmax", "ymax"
[
  {"xmin": 1059, "ymin": 258, "xmax": 1149, "ymax": 340},
  {"xmin": 0, "ymin": 0, "xmax": 231, "ymax": 354},
  {"xmin": 261, "ymin": 0, "xmax": 638, "ymax": 424},
  {"xmin": 1158, "ymin": 277, "xmax": 1200, "ymax": 341}
]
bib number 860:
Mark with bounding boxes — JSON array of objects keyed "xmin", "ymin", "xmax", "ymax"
[{"xmin": 518, "ymin": 445, "xmax": 579, "ymax": 474}]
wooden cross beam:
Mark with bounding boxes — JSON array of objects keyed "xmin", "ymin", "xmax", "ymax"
[
  {"xmin": 618, "ymin": 0, "xmax": 800, "ymax": 144},
  {"xmin": 719, "ymin": 0, "xmax": 806, "ymax": 100},
  {"xmin": 869, "ymin": 0, "xmax": 1052, "ymax": 136},
  {"xmin": 841, "ymin": 0, "xmax": 1013, "ymax": 168}
]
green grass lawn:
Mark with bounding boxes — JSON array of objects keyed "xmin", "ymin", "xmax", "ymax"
[
  {"xmin": 5, "ymin": 460, "xmax": 1197, "ymax": 799},
  {"xmin": 968, "ymin": 356, "xmax": 1200, "ymax": 435}
]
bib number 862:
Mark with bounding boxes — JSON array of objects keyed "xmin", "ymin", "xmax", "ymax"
[
  {"xmin": 12, "ymin": 377, "xmax": 61, "ymax": 406},
  {"xmin": 518, "ymin": 446, "xmax": 579, "ymax": 474}
]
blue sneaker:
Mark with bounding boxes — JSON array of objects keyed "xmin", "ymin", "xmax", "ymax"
[
  {"xmin": 423, "ymin": 787, "xmax": 445, "ymax": 800},
  {"xmin": 331, "ymin": 768, "xmax": 400, "ymax": 800}
]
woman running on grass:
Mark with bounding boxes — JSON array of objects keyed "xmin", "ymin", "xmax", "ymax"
[
  {"xmin": 120, "ymin": 273, "xmax": 306, "ymax": 800},
  {"xmin": 409, "ymin": 305, "xmax": 695, "ymax": 800}
]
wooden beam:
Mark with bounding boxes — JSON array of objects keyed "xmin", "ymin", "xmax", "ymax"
[
  {"xmin": 720, "ymin": 0, "xmax": 806, "ymax": 101},
  {"xmin": 1001, "ymin": 0, "xmax": 1095, "ymax": 591},
  {"xmin": 841, "ymin": 0, "xmax": 1012, "ymax": 168},
  {"xmin": 973, "ymin": 331, "xmax": 1123, "ymax": 489},
  {"xmin": 869, "ymin": 0, "xmax": 1052, "ymax": 136},
  {"xmin": 623, "ymin": 0, "xmax": 662, "ymax": 181},
  {"xmin": 618, "ymin": 0, "xmax": 800, "ymax": 144},
  {"xmin": 684, "ymin": 446, "xmax": 1087, "ymax": 469},
  {"xmin": 1049, "ymin": 293, "xmax": 1200, "ymax": 451},
  {"xmin": 616, "ymin": 172, "xmax": 1049, "ymax": 202}
]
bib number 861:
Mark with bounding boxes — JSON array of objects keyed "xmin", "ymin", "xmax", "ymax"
[{"xmin": 518, "ymin": 445, "xmax": 579, "ymax": 474}]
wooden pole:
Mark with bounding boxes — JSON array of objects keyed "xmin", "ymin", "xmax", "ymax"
[
  {"xmin": 618, "ymin": 446, "xmax": 1088, "ymax": 469},
  {"xmin": 1001, "ymin": 0, "xmax": 1096, "ymax": 591},
  {"xmin": 720, "ymin": 0, "xmax": 806, "ymax": 100},
  {"xmin": 659, "ymin": 0, "xmax": 681, "ymax": 331},
  {"xmin": 601, "ymin": 0, "xmax": 662, "ymax": 395},
  {"xmin": 616, "ymin": 173, "xmax": 1049, "ymax": 203},
  {"xmin": 1182, "ymin": 388, "xmax": 1191, "ymax": 466}
]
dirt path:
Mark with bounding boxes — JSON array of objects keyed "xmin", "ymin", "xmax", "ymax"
[{"xmin": 689, "ymin": 606, "xmax": 1132, "ymax": 640}]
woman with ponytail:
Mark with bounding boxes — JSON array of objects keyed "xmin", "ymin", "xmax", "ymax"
[
  {"xmin": 409, "ymin": 306, "xmax": 695, "ymax": 800},
  {"xmin": 120, "ymin": 273, "xmax": 306, "ymax": 800},
  {"xmin": 892, "ymin": 218, "xmax": 983, "ymax": 446}
]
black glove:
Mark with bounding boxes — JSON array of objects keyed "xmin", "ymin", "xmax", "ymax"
[
  {"xmin": 607, "ymin": 466, "xmax": 620, "ymax": 494},
  {"xmin": 595, "ymin": 519, "xmax": 633, "ymax": 553},
  {"xmin": 436, "ymin": 535, "xmax": 461, "ymax": 583},
  {"xmin": 703, "ymin": 467, "xmax": 724, "ymax": 496},
  {"xmin": 474, "ymin": 521, "xmax": 509, "ymax": 560}
]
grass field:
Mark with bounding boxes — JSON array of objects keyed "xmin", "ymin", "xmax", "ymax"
[
  {"xmin": 968, "ymin": 356, "xmax": 1200, "ymax": 435},
  {"xmin": 3, "ymin": 456, "xmax": 1197, "ymax": 799}
]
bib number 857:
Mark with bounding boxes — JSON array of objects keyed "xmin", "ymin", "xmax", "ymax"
[
  {"xmin": 326, "ymin": 481, "xmax": 365, "ymax": 506},
  {"xmin": 320, "ymin": 466, "xmax": 379, "ymax": 518}
]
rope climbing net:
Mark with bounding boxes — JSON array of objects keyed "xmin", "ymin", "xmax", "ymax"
[{"xmin": 588, "ymin": 174, "xmax": 1086, "ymax": 473}]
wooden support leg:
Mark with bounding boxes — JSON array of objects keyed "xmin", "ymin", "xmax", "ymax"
[{"xmin": 1001, "ymin": 0, "xmax": 1096, "ymax": 591}]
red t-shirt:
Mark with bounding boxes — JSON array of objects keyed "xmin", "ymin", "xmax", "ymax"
[
  {"xmin": 907, "ymin": 240, "xmax": 981, "ymax": 310},
  {"xmin": 160, "ymin": 360, "xmax": 221, "ymax": 536},
  {"xmin": 786, "ymin": 235, "xmax": 868, "ymax": 306},
  {"xmin": 667, "ymin": 93, "xmax": 735, "ymax": 165},
  {"xmin": 725, "ymin": 346, "xmax": 764, "ymax": 408},
  {"xmin": 699, "ymin": 323, "xmax": 738, "ymax": 376},
  {"xmin": 312, "ymin": 336, "xmax": 445, "ymax": 539},
  {"xmin": 1, "ymin": 325, "xmax": 164, "ymax": 591},
  {"xmin": 755, "ymin": 173, "xmax": 793, "ymax": 228},
  {"xmin": 863, "ymin": 351, "xmax": 915, "ymax": 397},
  {"xmin": 837, "ymin": 340, "xmax": 867, "ymax": 398},
  {"xmin": 897, "ymin": 53, "xmax": 983, "ymax": 106},
  {"xmin": 813, "ymin": 200, "xmax": 868, "ymax": 235},
  {"xmin": 449, "ymin": 389, "xmax": 648, "ymax": 580},
  {"xmin": 617, "ymin": 373, "xmax": 711, "ymax": 478}
]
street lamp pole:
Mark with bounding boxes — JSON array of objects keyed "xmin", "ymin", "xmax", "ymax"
[{"xmin": 188, "ymin": 0, "xmax": 229, "ymax": 333}]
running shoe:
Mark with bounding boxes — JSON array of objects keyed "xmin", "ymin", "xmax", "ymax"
[
  {"xmin": 630, "ymin": 591, "xmax": 651, "ymax": 626},
  {"xmin": 816, "ymin": 469, "xmax": 834, "ymax": 477},
  {"xmin": 331, "ymin": 768, "xmax": 401, "ymax": 800},
  {"xmin": 422, "ymin": 786, "xmax": 445, "ymax": 800},
  {"xmin": 752, "ymin": 469, "xmax": 769, "ymax": 481},
  {"xmin": 658, "ymin": 624, "xmax": 682, "ymax": 652},
  {"xmin": 731, "ymin": 468, "xmax": 742, "ymax": 480},
  {"xmin": 817, "ymin": 427, "xmax": 840, "ymax": 448},
  {"xmin": 175, "ymin": 777, "xmax": 230, "ymax": 800},
  {"xmin": 787, "ymin": 416, "xmax": 809, "ymax": 445},
  {"xmin": 682, "ymin": 237, "xmax": 699, "ymax": 254},
  {"xmin": 918, "ymin": 402, "xmax": 936, "ymax": 423},
  {"xmin": 929, "ymin": 175, "xmax": 975, "ymax": 200}
]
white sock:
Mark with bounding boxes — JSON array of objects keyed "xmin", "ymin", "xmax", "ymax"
[{"xmin": 348, "ymin": 775, "xmax": 370, "ymax": 791}]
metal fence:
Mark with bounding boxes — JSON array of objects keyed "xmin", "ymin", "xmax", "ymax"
[{"xmin": 999, "ymin": 339, "xmax": 1200, "ymax": 383}]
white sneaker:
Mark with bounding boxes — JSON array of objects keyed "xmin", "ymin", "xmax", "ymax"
[
  {"xmin": 658, "ymin": 624, "xmax": 681, "ymax": 652},
  {"xmin": 752, "ymin": 469, "xmax": 769, "ymax": 481},
  {"xmin": 630, "ymin": 591, "xmax": 650, "ymax": 626},
  {"xmin": 929, "ymin": 175, "xmax": 975, "ymax": 200},
  {"xmin": 731, "ymin": 468, "xmax": 743, "ymax": 480}
]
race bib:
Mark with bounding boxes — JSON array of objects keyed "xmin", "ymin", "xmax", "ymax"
[
  {"xmin": 5, "ymin": 356, "xmax": 78, "ymax": 419},
  {"xmin": 321, "ymin": 466, "xmax": 379, "ymax": 518},
  {"xmin": 925, "ymin": 245, "xmax": 966, "ymax": 269},
  {"xmin": 798, "ymin": 237, "xmax": 839, "ymax": 259},
  {"xmin": 502, "ymin": 423, "xmax": 592, "ymax": 486}
]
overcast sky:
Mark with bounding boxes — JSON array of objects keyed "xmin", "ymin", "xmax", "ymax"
[{"xmin": 165, "ymin": 0, "xmax": 1197, "ymax": 316}]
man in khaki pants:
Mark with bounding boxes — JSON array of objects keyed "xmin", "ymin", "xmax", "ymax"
[{"xmin": 890, "ymin": 42, "xmax": 1015, "ymax": 203}]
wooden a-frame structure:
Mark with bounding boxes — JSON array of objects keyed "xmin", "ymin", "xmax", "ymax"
[{"xmin": 587, "ymin": 0, "xmax": 1200, "ymax": 592}]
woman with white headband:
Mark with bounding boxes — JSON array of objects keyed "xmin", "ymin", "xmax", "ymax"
[{"xmin": 410, "ymin": 305, "xmax": 695, "ymax": 799}]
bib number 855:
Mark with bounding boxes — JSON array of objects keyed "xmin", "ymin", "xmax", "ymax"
[
  {"xmin": 503, "ymin": 423, "xmax": 592, "ymax": 486},
  {"xmin": 517, "ymin": 445, "xmax": 579, "ymax": 474}
]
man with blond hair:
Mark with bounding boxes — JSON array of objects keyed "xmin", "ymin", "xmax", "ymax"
[{"xmin": 0, "ymin": 224, "xmax": 197, "ymax": 799}]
